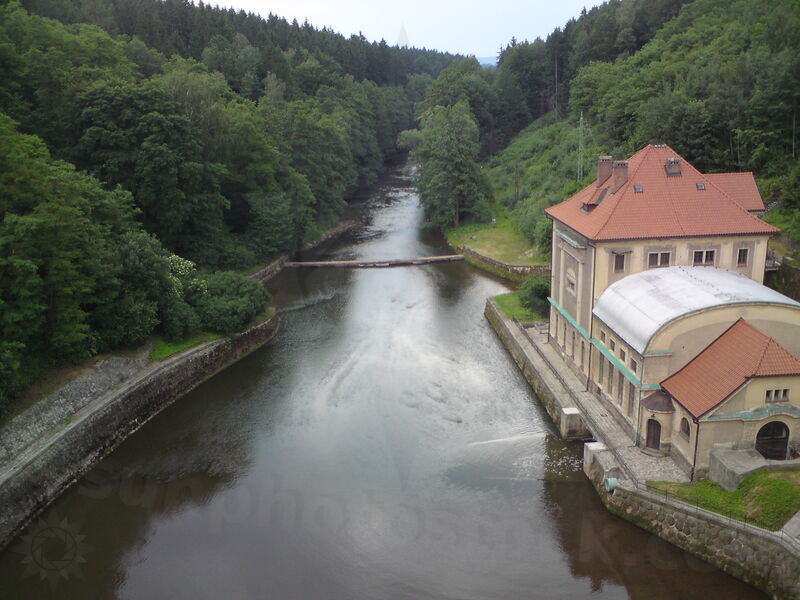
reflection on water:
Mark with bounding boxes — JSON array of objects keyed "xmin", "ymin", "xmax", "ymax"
[{"xmin": 0, "ymin": 163, "xmax": 765, "ymax": 599}]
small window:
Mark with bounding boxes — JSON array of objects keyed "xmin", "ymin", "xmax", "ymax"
[
  {"xmin": 696, "ymin": 183, "xmax": 706, "ymax": 191},
  {"xmin": 784, "ymin": 389, "xmax": 790, "ymax": 401},
  {"xmin": 680, "ymin": 418, "xmax": 690, "ymax": 440},
  {"xmin": 610, "ymin": 340, "xmax": 616, "ymax": 352},
  {"xmin": 600, "ymin": 331, "xmax": 606, "ymax": 343},
  {"xmin": 617, "ymin": 371, "xmax": 624, "ymax": 403},
  {"xmin": 737, "ymin": 248, "xmax": 749, "ymax": 267},
  {"xmin": 614, "ymin": 253, "xmax": 625, "ymax": 273},
  {"xmin": 765, "ymin": 389, "xmax": 789, "ymax": 403},
  {"xmin": 630, "ymin": 359, "xmax": 638, "ymax": 373},
  {"xmin": 566, "ymin": 278, "xmax": 576, "ymax": 293},
  {"xmin": 620, "ymin": 349, "xmax": 626, "ymax": 362},
  {"xmin": 693, "ymin": 250, "xmax": 715, "ymax": 266},
  {"xmin": 633, "ymin": 185, "xmax": 643, "ymax": 193},
  {"xmin": 648, "ymin": 252, "xmax": 670, "ymax": 268},
  {"xmin": 765, "ymin": 390, "xmax": 772, "ymax": 402}
]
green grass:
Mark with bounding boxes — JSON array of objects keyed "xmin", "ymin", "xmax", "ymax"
[
  {"xmin": 648, "ymin": 468, "xmax": 800, "ymax": 531},
  {"xmin": 493, "ymin": 291, "xmax": 545, "ymax": 322},
  {"xmin": 149, "ymin": 332, "xmax": 222, "ymax": 362},
  {"xmin": 446, "ymin": 215, "xmax": 548, "ymax": 266}
]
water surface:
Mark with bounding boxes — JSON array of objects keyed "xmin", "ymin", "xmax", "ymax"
[{"xmin": 0, "ymin": 163, "xmax": 765, "ymax": 599}]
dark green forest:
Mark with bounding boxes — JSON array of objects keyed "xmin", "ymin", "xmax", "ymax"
[
  {"xmin": 3, "ymin": 0, "xmax": 800, "ymax": 413},
  {"xmin": 411, "ymin": 0, "xmax": 800, "ymax": 244},
  {"xmin": 0, "ymin": 0, "xmax": 456, "ymax": 411}
]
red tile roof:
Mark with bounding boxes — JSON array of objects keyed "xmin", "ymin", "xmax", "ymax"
[
  {"xmin": 705, "ymin": 172, "xmax": 764, "ymax": 212},
  {"xmin": 545, "ymin": 145, "xmax": 777, "ymax": 241},
  {"xmin": 661, "ymin": 319, "xmax": 800, "ymax": 418}
]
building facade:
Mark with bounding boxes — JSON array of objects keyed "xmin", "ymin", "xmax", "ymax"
[{"xmin": 544, "ymin": 144, "xmax": 799, "ymax": 478}]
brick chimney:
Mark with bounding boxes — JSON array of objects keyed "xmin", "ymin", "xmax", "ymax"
[
  {"xmin": 597, "ymin": 156, "xmax": 612, "ymax": 187},
  {"xmin": 664, "ymin": 157, "xmax": 681, "ymax": 177},
  {"xmin": 612, "ymin": 160, "xmax": 628, "ymax": 192}
]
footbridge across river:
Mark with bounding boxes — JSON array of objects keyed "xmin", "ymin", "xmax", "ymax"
[{"xmin": 285, "ymin": 255, "xmax": 464, "ymax": 269}]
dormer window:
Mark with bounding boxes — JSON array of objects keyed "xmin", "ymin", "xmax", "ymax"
[
  {"xmin": 696, "ymin": 183, "xmax": 706, "ymax": 191},
  {"xmin": 633, "ymin": 185, "xmax": 643, "ymax": 193}
]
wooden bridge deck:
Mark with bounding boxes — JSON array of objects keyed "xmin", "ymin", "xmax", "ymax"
[{"xmin": 284, "ymin": 255, "xmax": 464, "ymax": 269}]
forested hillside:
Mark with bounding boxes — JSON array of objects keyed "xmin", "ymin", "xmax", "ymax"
[
  {"xmin": 0, "ymin": 0, "xmax": 456, "ymax": 411},
  {"xmin": 412, "ymin": 0, "xmax": 800, "ymax": 251}
]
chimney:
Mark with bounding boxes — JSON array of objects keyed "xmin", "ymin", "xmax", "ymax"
[
  {"xmin": 664, "ymin": 157, "xmax": 681, "ymax": 177},
  {"xmin": 596, "ymin": 156, "xmax": 612, "ymax": 187},
  {"xmin": 612, "ymin": 160, "xmax": 628, "ymax": 191}
]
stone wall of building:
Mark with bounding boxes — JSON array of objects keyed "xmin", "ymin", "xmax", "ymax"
[
  {"xmin": 584, "ymin": 445, "xmax": 800, "ymax": 599},
  {"xmin": 0, "ymin": 314, "xmax": 279, "ymax": 552}
]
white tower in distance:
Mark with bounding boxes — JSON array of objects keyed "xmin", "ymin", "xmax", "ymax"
[{"xmin": 397, "ymin": 23, "xmax": 409, "ymax": 48}]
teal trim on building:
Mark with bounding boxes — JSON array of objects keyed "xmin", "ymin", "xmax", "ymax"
[
  {"xmin": 547, "ymin": 297, "xmax": 589, "ymax": 339},
  {"xmin": 644, "ymin": 350, "xmax": 673, "ymax": 357},
  {"xmin": 591, "ymin": 338, "xmax": 661, "ymax": 390},
  {"xmin": 556, "ymin": 228, "xmax": 585, "ymax": 248},
  {"xmin": 706, "ymin": 404, "xmax": 800, "ymax": 421}
]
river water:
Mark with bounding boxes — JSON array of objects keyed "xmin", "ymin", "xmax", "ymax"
[{"xmin": 0, "ymin": 163, "xmax": 765, "ymax": 599}]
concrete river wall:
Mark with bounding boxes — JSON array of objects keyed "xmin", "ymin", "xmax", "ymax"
[{"xmin": 0, "ymin": 314, "xmax": 279, "ymax": 552}]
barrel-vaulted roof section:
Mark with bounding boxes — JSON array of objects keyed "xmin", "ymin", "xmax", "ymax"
[
  {"xmin": 545, "ymin": 144, "xmax": 776, "ymax": 241},
  {"xmin": 592, "ymin": 266, "xmax": 800, "ymax": 354}
]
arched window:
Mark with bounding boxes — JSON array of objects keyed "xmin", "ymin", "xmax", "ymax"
[{"xmin": 680, "ymin": 418, "xmax": 690, "ymax": 440}]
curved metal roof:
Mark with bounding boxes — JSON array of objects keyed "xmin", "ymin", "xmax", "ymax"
[{"xmin": 593, "ymin": 266, "xmax": 800, "ymax": 354}]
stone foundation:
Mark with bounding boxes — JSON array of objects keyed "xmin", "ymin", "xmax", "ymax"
[{"xmin": 585, "ymin": 442, "xmax": 800, "ymax": 599}]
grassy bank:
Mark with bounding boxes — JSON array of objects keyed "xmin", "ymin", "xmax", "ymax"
[
  {"xmin": 446, "ymin": 216, "xmax": 548, "ymax": 266},
  {"xmin": 149, "ymin": 332, "xmax": 223, "ymax": 362},
  {"xmin": 493, "ymin": 292, "xmax": 545, "ymax": 322},
  {"xmin": 648, "ymin": 468, "xmax": 800, "ymax": 531}
]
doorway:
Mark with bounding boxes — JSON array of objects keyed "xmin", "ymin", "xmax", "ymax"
[
  {"xmin": 755, "ymin": 421, "xmax": 789, "ymax": 460},
  {"xmin": 646, "ymin": 419, "xmax": 661, "ymax": 451}
]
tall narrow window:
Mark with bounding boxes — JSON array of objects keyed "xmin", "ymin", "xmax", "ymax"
[
  {"xmin": 599, "ymin": 357, "xmax": 605, "ymax": 386},
  {"xmin": 617, "ymin": 371, "xmax": 624, "ymax": 403},
  {"xmin": 737, "ymin": 248, "xmax": 749, "ymax": 266},
  {"xmin": 614, "ymin": 253, "xmax": 625, "ymax": 273},
  {"xmin": 627, "ymin": 383, "xmax": 635, "ymax": 417}
]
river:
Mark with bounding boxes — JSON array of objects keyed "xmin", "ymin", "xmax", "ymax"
[{"xmin": 0, "ymin": 162, "xmax": 765, "ymax": 599}]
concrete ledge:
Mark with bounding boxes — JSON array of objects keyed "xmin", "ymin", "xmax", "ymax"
[
  {"xmin": 484, "ymin": 299, "xmax": 591, "ymax": 440},
  {"xmin": 0, "ymin": 314, "xmax": 279, "ymax": 552}
]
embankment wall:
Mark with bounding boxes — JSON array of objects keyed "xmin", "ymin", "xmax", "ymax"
[
  {"xmin": 583, "ymin": 452, "xmax": 800, "ymax": 600},
  {"xmin": 0, "ymin": 315, "xmax": 279, "ymax": 551}
]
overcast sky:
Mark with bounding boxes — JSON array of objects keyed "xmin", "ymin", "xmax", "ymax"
[{"xmin": 215, "ymin": 0, "xmax": 604, "ymax": 58}]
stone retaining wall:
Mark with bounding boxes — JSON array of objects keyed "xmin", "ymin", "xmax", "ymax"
[
  {"xmin": 0, "ymin": 314, "xmax": 279, "ymax": 552},
  {"xmin": 458, "ymin": 246, "xmax": 550, "ymax": 282},
  {"xmin": 485, "ymin": 299, "xmax": 590, "ymax": 440},
  {"xmin": 585, "ymin": 442, "xmax": 800, "ymax": 599}
]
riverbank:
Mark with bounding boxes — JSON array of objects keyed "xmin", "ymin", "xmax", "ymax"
[
  {"xmin": 0, "ymin": 313, "xmax": 279, "ymax": 552},
  {"xmin": 485, "ymin": 298, "xmax": 800, "ymax": 599}
]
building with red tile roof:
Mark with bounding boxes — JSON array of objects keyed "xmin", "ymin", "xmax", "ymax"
[
  {"xmin": 545, "ymin": 144, "xmax": 774, "ymax": 242},
  {"xmin": 544, "ymin": 145, "xmax": 798, "ymax": 479},
  {"xmin": 662, "ymin": 319, "xmax": 800, "ymax": 419}
]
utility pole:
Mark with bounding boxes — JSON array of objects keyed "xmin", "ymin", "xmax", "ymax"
[
  {"xmin": 578, "ymin": 112, "xmax": 585, "ymax": 180},
  {"xmin": 553, "ymin": 55, "xmax": 559, "ymax": 119}
]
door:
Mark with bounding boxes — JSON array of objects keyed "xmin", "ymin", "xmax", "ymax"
[
  {"xmin": 646, "ymin": 419, "xmax": 661, "ymax": 451},
  {"xmin": 755, "ymin": 421, "xmax": 789, "ymax": 460}
]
